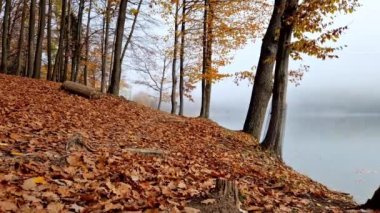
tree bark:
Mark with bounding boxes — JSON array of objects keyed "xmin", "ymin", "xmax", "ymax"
[
  {"xmin": 200, "ymin": 0, "xmax": 209, "ymax": 118},
  {"xmin": 1, "ymin": 0, "xmax": 11, "ymax": 74},
  {"xmin": 171, "ymin": 1, "xmax": 180, "ymax": 114},
  {"xmin": 15, "ymin": 0, "xmax": 28, "ymax": 76},
  {"xmin": 157, "ymin": 57, "xmax": 168, "ymax": 110},
  {"xmin": 53, "ymin": 0, "xmax": 67, "ymax": 82},
  {"xmin": 179, "ymin": 0, "xmax": 186, "ymax": 116},
  {"xmin": 64, "ymin": 0, "xmax": 72, "ymax": 82},
  {"xmin": 61, "ymin": 81, "xmax": 100, "ymax": 99},
  {"xmin": 261, "ymin": 0, "xmax": 298, "ymax": 159},
  {"xmin": 100, "ymin": 1, "xmax": 111, "ymax": 92},
  {"xmin": 243, "ymin": 0, "xmax": 286, "ymax": 140},
  {"xmin": 83, "ymin": 0, "xmax": 93, "ymax": 86},
  {"xmin": 33, "ymin": 0, "xmax": 46, "ymax": 79},
  {"xmin": 46, "ymin": 0, "xmax": 52, "ymax": 80},
  {"xmin": 359, "ymin": 186, "xmax": 380, "ymax": 210},
  {"xmin": 72, "ymin": 0, "xmax": 85, "ymax": 82},
  {"xmin": 108, "ymin": 0, "xmax": 128, "ymax": 96},
  {"xmin": 27, "ymin": 0, "xmax": 36, "ymax": 77},
  {"xmin": 204, "ymin": 0, "xmax": 214, "ymax": 119}
]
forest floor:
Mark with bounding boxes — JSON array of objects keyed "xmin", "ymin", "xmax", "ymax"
[{"xmin": 0, "ymin": 74, "xmax": 362, "ymax": 212}]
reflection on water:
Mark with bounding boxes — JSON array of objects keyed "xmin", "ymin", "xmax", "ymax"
[{"xmin": 213, "ymin": 112, "xmax": 380, "ymax": 203}]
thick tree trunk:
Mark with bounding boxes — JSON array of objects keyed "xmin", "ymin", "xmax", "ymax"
[
  {"xmin": 261, "ymin": 0, "xmax": 298, "ymax": 159},
  {"xmin": 171, "ymin": 1, "xmax": 179, "ymax": 114},
  {"xmin": 121, "ymin": 0, "xmax": 143, "ymax": 61},
  {"xmin": 72, "ymin": 0, "xmax": 85, "ymax": 82},
  {"xmin": 27, "ymin": 0, "xmax": 36, "ymax": 77},
  {"xmin": 46, "ymin": 0, "xmax": 52, "ymax": 80},
  {"xmin": 100, "ymin": 1, "xmax": 111, "ymax": 92},
  {"xmin": 33, "ymin": 0, "xmax": 46, "ymax": 79},
  {"xmin": 61, "ymin": 81, "xmax": 100, "ymax": 99},
  {"xmin": 179, "ymin": 0, "xmax": 186, "ymax": 116},
  {"xmin": 243, "ymin": 0, "xmax": 286, "ymax": 140},
  {"xmin": 83, "ymin": 0, "xmax": 93, "ymax": 86},
  {"xmin": 108, "ymin": 0, "xmax": 128, "ymax": 96},
  {"xmin": 0, "ymin": 0, "xmax": 10, "ymax": 74},
  {"xmin": 16, "ymin": 0, "xmax": 28, "ymax": 76},
  {"xmin": 53, "ymin": 0, "xmax": 67, "ymax": 82}
]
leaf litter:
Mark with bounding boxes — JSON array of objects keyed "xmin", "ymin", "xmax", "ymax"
[{"xmin": 0, "ymin": 74, "xmax": 357, "ymax": 212}]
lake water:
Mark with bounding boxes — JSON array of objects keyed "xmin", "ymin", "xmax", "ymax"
[{"xmin": 213, "ymin": 112, "xmax": 380, "ymax": 203}]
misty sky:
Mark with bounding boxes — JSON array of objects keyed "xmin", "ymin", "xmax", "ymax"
[{"xmin": 128, "ymin": 0, "xmax": 380, "ymax": 127}]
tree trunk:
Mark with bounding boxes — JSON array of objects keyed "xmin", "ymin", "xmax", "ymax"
[
  {"xmin": 157, "ymin": 57, "xmax": 168, "ymax": 110},
  {"xmin": 1, "ymin": 0, "xmax": 11, "ymax": 74},
  {"xmin": 33, "ymin": 0, "xmax": 46, "ymax": 79},
  {"xmin": 243, "ymin": 0, "xmax": 286, "ymax": 140},
  {"xmin": 27, "ymin": 0, "xmax": 36, "ymax": 77},
  {"xmin": 53, "ymin": 0, "xmax": 67, "ymax": 82},
  {"xmin": 200, "ymin": 0, "xmax": 209, "ymax": 118},
  {"xmin": 64, "ymin": 0, "xmax": 72, "ymax": 82},
  {"xmin": 171, "ymin": 1, "xmax": 180, "ymax": 114},
  {"xmin": 108, "ymin": 0, "xmax": 128, "ymax": 96},
  {"xmin": 46, "ymin": 0, "xmax": 52, "ymax": 80},
  {"xmin": 261, "ymin": 0, "xmax": 298, "ymax": 159},
  {"xmin": 83, "ymin": 0, "xmax": 93, "ymax": 86},
  {"xmin": 359, "ymin": 186, "xmax": 380, "ymax": 210},
  {"xmin": 16, "ymin": 0, "xmax": 28, "ymax": 76},
  {"xmin": 121, "ymin": 0, "xmax": 143, "ymax": 62},
  {"xmin": 179, "ymin": 0, "xmax": 186, "ymax": 116},
  {"xmin": 100, "ymin": 1, "xmax": 111, "ymax": 92},
  {"xmin": 203, "ymin": 0, "xmax": 214, "ymax": 119},
  {"xmin": 72, "ymin": 0, "xmax": 85, "ymax": 82}
]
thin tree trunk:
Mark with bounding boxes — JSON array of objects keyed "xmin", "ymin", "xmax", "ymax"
[
  {"xmin": 261, "ymin": 0, "xmax": 298, "ymax": 159},
  {"xmin": 101, "ymin": 1, "xmax": 111, "ymax": 92},
  {"xmin": 46, "ymin": 0, "xmax": 52, "ymax": 80},
  {"xmin": 243, "ymin": 0, "xmax": 286, "ymax": 140},
  {"xmin": 1, "ymin": 0, "xmax": 11, "ymax": 74},
  {"xmin": 33, "ymin": 0, "xmax": 46, "ymax": 79},
  {"xmin": 108, "ymin": 0, "xmax": 128, "ymax": 96},
  {"xmin": 53, "ymin": 0, "xmax": 67, "ymax": 82},
  {"xmin": 157, "ymin": 57, "xmax": 168, "ymax": 110},
  {"xmin": 83, "ymin": 0, "xmax": 93, "ymax": 86},
  {"xmin": 73, "ymin": 0, "xmax": 85, "ymax": 82},
  {"xmin": 63, "ymin": 0, "xmax": 72, "ymax": 82},
  {"xmin": 16, "ymin": 0, "xmax": 28, "ymax": 76},
  {"xmin": 121, "ymin": 0, "xmax": 143, "ymax": 61},
  {"xmin": 171, "ymin": 1, "xmax": 179, "ymax": 114},
  {"xmin": 203, "ymin": 0, "xmax": 214, "ymax": 119},
  {"xmin": 179, "ymin": 0, "xmax": 186, "ymax": 116},
  {"xmin": 200, "ymin": 0, "xmax": 209, "ymax": 118},
  {"xmin": 27, "ymin": 0, "xmax": 36, "ymax": 77}
]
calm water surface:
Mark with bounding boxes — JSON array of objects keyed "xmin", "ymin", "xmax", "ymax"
[{"xmin": 213, "ymin": 112, "xmax": 380, "ymax": 203}]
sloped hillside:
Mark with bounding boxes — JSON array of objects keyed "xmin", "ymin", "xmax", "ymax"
[{"xmin": 0, "ymin": 74, "xmax": 355, "ymax": 212}]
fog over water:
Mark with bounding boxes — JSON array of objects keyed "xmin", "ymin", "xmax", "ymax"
[{"xmin": 129, "ymin": 0, "xmax": 380, "ymax": 204}]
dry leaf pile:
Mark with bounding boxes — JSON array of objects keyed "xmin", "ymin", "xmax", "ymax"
[{"xmin": 0, "ymin": 74, "xmax": 355, "ymax": 212}]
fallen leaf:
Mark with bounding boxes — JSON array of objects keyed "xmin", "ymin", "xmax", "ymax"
[
  {"xmin": 47, "ymin": 202, "xmax": 64, "ymax": 213},
  {"xmin": 0, "ymin": 201, "xmax": 18, "ymax": 211},
  {"xmin": 200, "ymin": 198, "xmax": 216, "ymax": 205},
  {"xmin": 22, "ymin": 177, "xmax": 47, "ymax": 190},
  {"xmin": 183, "ymin": 207, "xmax": 201, "ymax": 213}
]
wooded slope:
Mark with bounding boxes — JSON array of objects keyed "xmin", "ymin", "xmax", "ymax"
[{"xmin": 0, "ymin": 74, "xmax": 355, "ymax": 212}]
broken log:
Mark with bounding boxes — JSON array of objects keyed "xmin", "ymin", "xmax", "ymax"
[
  {"xmin": 61, "ymin": 81, "xmax": 100, "ymax": 99},
  {"xmin": 359, "ymin": 186, "xmax": 380, "ymax": 210}
]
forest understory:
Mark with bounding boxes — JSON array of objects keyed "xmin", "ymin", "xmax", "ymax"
[{"xmin": 0, "ymin": 74, "xmax": 364, "ymax": 212}]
